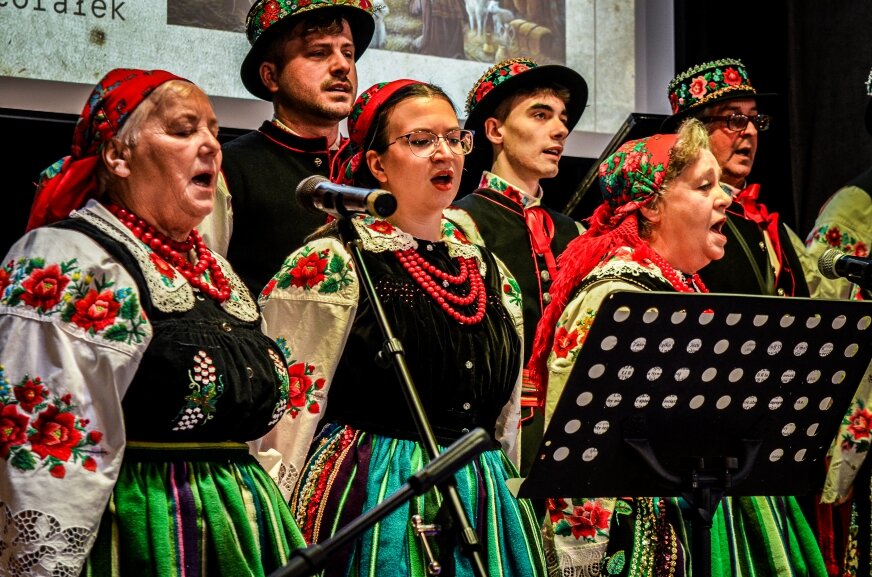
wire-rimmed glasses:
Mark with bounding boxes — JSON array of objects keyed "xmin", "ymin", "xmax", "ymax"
[
  {"xmin": 700, "ymin": 113, "xmax": 771, "ymax": 132},
  {"xmin": 388, "ymin": 129, "xmax": 474, "ymax": 157}
]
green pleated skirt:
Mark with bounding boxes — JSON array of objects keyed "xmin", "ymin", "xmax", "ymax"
[
  {"xmin": 291, "ymin": 423, "xmax": 547, "ymax": 577},
  {"xmin": 81, "ymin": 441, "xmax": 305, "ymax": 577}
]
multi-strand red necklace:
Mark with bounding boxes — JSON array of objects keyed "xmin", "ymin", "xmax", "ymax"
[
  {"xmin": 647, "ymin": 250, "xmax": 708, "ymax": 293},
  {"xmin": 394, "ymin": 248, "xmax": 487, "ymax": 325},
  {"xmin": 107, "ymin": 204, "xmax": 232, "ymax": 303}
]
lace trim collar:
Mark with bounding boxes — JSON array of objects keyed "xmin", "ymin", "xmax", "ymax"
[
  {"xmin": 350, "ymin": 214, "xmax": 487, "ymax": 276},
  {"xmin": 586, "ymin": 247, "xmax": 673, "ymax": 287},
  {"xmin": 72, "ymin": 201, "xmax": 259, "ymax": 321}
]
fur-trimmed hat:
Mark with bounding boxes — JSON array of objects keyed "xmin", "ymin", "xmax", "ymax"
[
  {"xmin": 241, "ymin": 0, "xmax": 375, "ymax": 101},
  {"xmin": 462, "ymin": 57, "xmax": 588, "ymax": 186},
  {"xmin": 662, "ymin": 58, "xmax": 774, "ymax": 132}
]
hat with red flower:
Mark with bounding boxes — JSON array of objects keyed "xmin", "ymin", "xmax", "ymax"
[
  {"xmin": 461, "ymin": 57, "xmax": 588, "ymax": 189},
  {"xmin": 662, "ymin": 58, "xmax": 775, "ymax": 132},
  {"xmin": 241, "ymin": 0, "xmax": 376, "ymax": 101}
]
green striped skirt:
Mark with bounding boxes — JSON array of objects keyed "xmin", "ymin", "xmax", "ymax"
[
  {"xmin": 291, "ymin": 422, "xmax": 547, "ymax": 577},
  {"xmin": 709, "ymin": 495, "xmax": 828, "ymax": 577},
  {"xmin": 82, "ymin": 441, "xmax": 305, "ymax": 577}
]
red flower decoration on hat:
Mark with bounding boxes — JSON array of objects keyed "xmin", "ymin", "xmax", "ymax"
[
  {"xmin": 723, "ymin": 67, "xmax": 742, "ymax": 86},
  {"xmin": 666, "ymin": 58, "xmax": 759, "ymax": 117},
  {"xmin": 689, "ymin": 76, "xmax": 708, "ymax": 100},
  {"xmin": 465, "ymin": 57, "xmax": 539, "ymax": 114}
]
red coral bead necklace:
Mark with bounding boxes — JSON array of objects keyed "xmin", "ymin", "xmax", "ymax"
[
  {"xmin": 647, "ymin": 250, "xmax": 708, "ymax": 293},
  {"xmin": 394, "ymin": 247, "xmax": 487, "ymax": 324},
  {"xmin": 107, "ymin": 204, "xmax": 232, "ymax": 303}
]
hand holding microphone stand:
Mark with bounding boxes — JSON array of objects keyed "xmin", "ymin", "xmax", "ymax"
[{"xmin": 278, "ymin": 177, "xmax": 491, "ymax": 577}]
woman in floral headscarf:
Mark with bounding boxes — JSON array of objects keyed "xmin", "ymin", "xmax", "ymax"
[
  {"xmin": 0, "ymin": 69, "xmax": 304, "ymax": 575},
  {"xmin": 254, "ymin": 79, "xmax": 547, "ymax": 576},
  {"xmin": 527, "ymin": 119, "xmax": 827, "ymax": 576}
]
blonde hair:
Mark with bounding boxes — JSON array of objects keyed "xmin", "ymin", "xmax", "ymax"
[{"xmin": 639, "ymin": 118, "xmax": 711, "ymax": 237}]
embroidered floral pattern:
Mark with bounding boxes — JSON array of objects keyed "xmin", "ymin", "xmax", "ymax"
[
  {"xmin": 367, "ymin": 219, "xmax": 395, "ymax": 236},
  {"xmin": 440, "ymin": 219, "xmax": 471, "ymax": 245},
  {"xmin": 808, "ymin": 224, "xmax": 869, "ymax": 258},
  {"xmin": 0, "ymin": 365, "xmax": 106, "ymax": 477},
  {"xmin": 171, "ymin": 351, "xmax": 225, "ymax": 431},
  {"xmin": 667, "ymin": 58, "xmax": 757, "ymax": 116},
  {"xmin": 272, "ymin": 338, "xmax": 325, "ymax": 418},
  {"xmin": 149, "ymin": 252, "xmax": 177, "ymax": 284},
  {"xmin": 2, "ymin": 256, "xmax": 148, "ymax": 344},
  {"xmin": 247, "ymin": 0, "xmax": 374, "ymax": 45},
  {"xmin": 551, "ymin": 309, "xmax": 594, "ymax": 363},
  {"xmin": 598, "ymin": 135, "xmax": 672, "ymax": 208},
  {"xmin": 479, "ymin": 171, "xmax": 539, "ymax": 208},
  {"xmin": 548, "ymin": 498, "xmax": 614, "ymax": 541},
  {"xmin": 841, "ymin": 400, "xmax": 872, "ymax": 453},
  {"xmin": 275, "ymin": 246, "xmax": 353, "ymax": 294},
  {"xmin": 502, "ymin": 277, "xmax": 522, "ymax": 308},
  {"xmin": 466, "ymin": 57, "xmax": 536, "ymax": 115},
  {"xmin": 267, "ymin": 347, "xmax": 291, "ymax": 426}
]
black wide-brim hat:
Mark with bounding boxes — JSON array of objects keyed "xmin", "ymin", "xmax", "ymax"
[
  {"xmin": 241, "ymin": 0, "xmax": 375, "ymax": 101},
  {"xmin": 462, "ymin": 58, "xmax": 588, "ymax": 186},
  {"xmin": 661, "ymin": 58, "xmax": 775, "ymax": 133}
]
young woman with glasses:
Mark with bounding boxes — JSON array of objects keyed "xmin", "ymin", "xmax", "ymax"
[{"xmin": 254, "ymin": 79, "xmax": 548, "ymax": 577}]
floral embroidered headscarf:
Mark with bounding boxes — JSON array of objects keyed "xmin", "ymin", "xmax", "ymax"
[
  {"xmin": 27, "ymin": 68, "xmax": 188, "ymax": 231},
  {"xmin": 526, "ymin": 134, "xmax": 678, "ymax": 403}
]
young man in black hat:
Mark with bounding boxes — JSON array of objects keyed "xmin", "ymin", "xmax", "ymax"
[
  {"xmin": 663, "ymin": 58, "xmax": 809, "ymax": 297},
  {"xmin": 200, "ymin": 0, "xmax": 375, "ymax": 295},
  {"xmin": 449, "ymin": 57, "xmax": 588, "ymax": 480}
]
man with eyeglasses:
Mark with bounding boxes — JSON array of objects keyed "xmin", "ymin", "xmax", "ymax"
[
  {"xmin": 663, "ymin": 58, "xmax": 809, "ymax": 297},
  {"xmin": 448, "ymin": 57, "xmax": 588, "ymax": 485}
]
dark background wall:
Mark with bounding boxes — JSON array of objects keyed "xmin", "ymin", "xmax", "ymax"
[
  {"xmin": 672, "ymin": 0, "xmax": 872, "ymax": 239},
  {"xmin": 4, "ymin": 1, "xmax": 872, "ymax": 257}
]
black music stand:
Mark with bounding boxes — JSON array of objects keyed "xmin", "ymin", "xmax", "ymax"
[{"xmin": 517, "ymin": 291, "xmax": 872, "ymax": 577}]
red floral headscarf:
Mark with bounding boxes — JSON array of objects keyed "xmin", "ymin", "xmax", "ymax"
[
  {"xmin": 329, "ymin": 78, "xmax": 420, "ymax": 185},
  {"xmin": 526, "ymin": 134, "xmax": 677, "ymax": 402},
  {"xmin": 26, "ymin": 68, "xmax": 188, "ymax": 231}
]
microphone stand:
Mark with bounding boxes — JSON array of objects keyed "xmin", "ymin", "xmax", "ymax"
[{"xmin": 330, "ymin": 216, "xmax": 490, "ymax": 577}]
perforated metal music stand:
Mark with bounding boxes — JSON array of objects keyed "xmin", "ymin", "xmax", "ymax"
[{"xmin": 517, "ymin": 291, "xmax": 872, "ymax": 577}]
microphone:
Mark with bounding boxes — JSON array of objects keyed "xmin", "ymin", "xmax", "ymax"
[
  {"xmin": 818, "ymin": 248, "xmax": 872, "ymax": 288},
  {"xmin": 295, "ymin": 175, "xmax": 397, "ymax": 219}
]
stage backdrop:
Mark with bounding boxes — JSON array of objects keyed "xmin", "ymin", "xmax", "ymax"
[{"xmin": 0, "ymin": 0, "xmax": 675, "ymax": 158}]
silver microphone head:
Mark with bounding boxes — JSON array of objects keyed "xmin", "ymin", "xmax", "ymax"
[
  {"xmin": 296, "ymin": 175, "xmax": 330, "ymax": 214},
  {"xmin": 818, "ymin": 247, "xmax": 843, "ymax": 280}
]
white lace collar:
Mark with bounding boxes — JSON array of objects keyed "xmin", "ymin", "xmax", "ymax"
[
  {"xmin": 350, "ymin": 213, "xmax": 487, "ymax": 277},
  {"xmin": 71, "ymin": 201, "xmax": 259, "ymax": 321}
]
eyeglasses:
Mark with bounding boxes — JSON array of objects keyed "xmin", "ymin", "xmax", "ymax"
[
  {"xmin": 700, "ymin": 113, "xmax": 771, "ymax": 132},
  {"xmin": 388, "ymin": 129, "xmax": 474, "ymax": 158}
]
